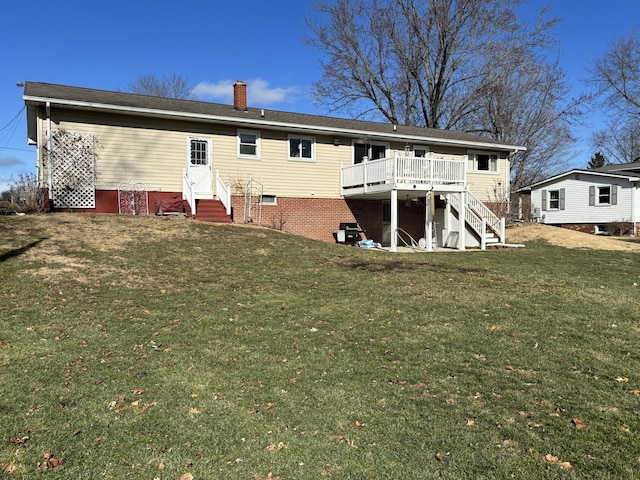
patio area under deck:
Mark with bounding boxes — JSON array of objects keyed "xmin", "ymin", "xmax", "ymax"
[{"xmin": 341, "ymin": 154, "xmax": 470, "ymax": 252}]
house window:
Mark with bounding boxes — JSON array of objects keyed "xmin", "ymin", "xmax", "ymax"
[
  {"xmin": 414, "ymin": 146, "xmax": 428, "ymax": 158},
  {"xmin": 598, "ymin": 186, "xmax": 611, "ymax": 205},
  {"xmin": 288, "ymin": 135, "xmax": 315, "ymax": 161},
  {"xmin": 589, "ymin": 185, "xmax": 617, "ymax": 206},
  {"xmin": 468, "ymin": 151, "xmax": 498, "ymax": 172},
  {"xmin": 238, "ymin": 130, "xmax": 260, "ymax": 158},
  {"xmin": 353, "ymin": 142, "xmax": 388, "ymax": 164},
  {"xmin": 190, "ymin": 138, "xmax": 208, "ymax": 165},
  {"xmin": 260, "ymin": 194, "xmax": 277, "ymax": 205},
  {"xmin": 541, "ymin": 188, "xmax": 565, "ymax": 211}
]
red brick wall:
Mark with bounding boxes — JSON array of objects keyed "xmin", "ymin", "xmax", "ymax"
[
  {"xmin": 49, "ymin": 190, "xmax": 184, "ymax": 215},
  {"xmin": 231, "ymin": 195, "xmax": 429, "ymax": 244}
]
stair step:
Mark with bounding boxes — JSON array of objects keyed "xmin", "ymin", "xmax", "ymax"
[{"xmin": 194, "ymin": 199, "xmax": 232, "ymax": 223}]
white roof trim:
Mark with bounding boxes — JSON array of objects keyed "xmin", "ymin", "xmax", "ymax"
[
  {"xmin": 23, "ymin": 94, "xmax": 526, "ymax": 152},
  {"xmin": 518, "ymin": 169, "xmax": 640, "ymax": 192}
]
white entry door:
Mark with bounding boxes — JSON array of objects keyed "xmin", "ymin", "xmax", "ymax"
[{"xmin": 188, "ymin": 137, "xmax": 213, "ymax": 198}]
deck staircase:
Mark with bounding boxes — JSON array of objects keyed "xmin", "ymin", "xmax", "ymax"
[
  {"xmin": 449, "ymin": 191, "xmax": 505, "ymax": 249},
  {"xmin": 193, "ymin": 199, "xmax": 232, "ymax": 223}
]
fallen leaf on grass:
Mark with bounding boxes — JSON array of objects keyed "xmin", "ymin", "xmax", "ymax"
[
  {"xmin": 265, "ymin": 442, "xmax": 287, "ymax": 452},
  {"xmin": 157, "ymin": 461, "xmax": 165, "ymax": 470},
  {"xmin": 254, "ymin": 474, "xmax": 280, "ymax": 480},
  {"xmin": 132, "ymin": 389, "xmax": 144, "ymax": 395},
  {"xmin": 464, "ymin": 417, "xmax": 475, "ymax": 426},
  {"xmin": 544, "ymin": 454, "xmax": 572, "ymax": 470},
  {"xmin": 629, "ymin": 390, "xmax": 640, "ymax": 395},
  {"xmin": 619, "ymin": 425, "xmax": 631, "ymax": 433},
  {"xmin": 435, "ymin": 452, "xmax": 443, "ymax": 462},
  {"xmin": 9, "ymin": 435, "xmax": 29, "ymax": 445},
  {"xmin": 2, "ymin": 463, "xmax": 16, "ymax": 474},
  {"xmin": 572, "ymin": 418, "xmax": 588, "ymax": 429},
  {"xmin": 189, "ymin": 407, "xmax": 201, "ymax": 414},
  {"xmin": 616, "ymin": 377, "xmax": 629, "ymax": 383},
  {"xmin": 38, "ymin": 453, "xmax": 65, "ymax": 470},
  {"xmin": 179, "ymin": 474, "xmax": 194, "ymax": 480},
  {"xmin": 352, "ymin": 420, "xmax": 366, "ymax": 428}
]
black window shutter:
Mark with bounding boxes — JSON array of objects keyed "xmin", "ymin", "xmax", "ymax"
[
  {"xmin": 589, "ymin": 186, "xmax": 595, "ymax": 206},
  {"xmin": 541, "ymin": 190, "xmax": 547, "ymax": 211},
  {"xmin": 559, "ymin": 188, "xmax": 565, "ymax": 210}
]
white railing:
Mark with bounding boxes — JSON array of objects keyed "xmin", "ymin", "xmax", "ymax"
[
  {"xmin": 342, "ymin": 153, "xmax": 466, "ymax": 191},
  {"xmin": 216, "ymin": 170, "xmax": 231, "ymax": 215},
  {"xmin": 449, "ymin": 191, "xmax": 505, "ymax": 247},
  {"xmin": 466, "ymin": 190, "xmax": 503, "ymax": 238},
  {"xmin": 182, "ymin": 168, "xmax": 196, "ymax": 215}
]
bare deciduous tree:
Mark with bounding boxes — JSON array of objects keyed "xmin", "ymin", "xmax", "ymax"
[
  {"xmin": 590, "ymin": 118, "xmax": 640, "ymax": 164},
  {"xmin": 588, "ymin": 30, "xmax": 640, "ymax": 164},
  {"xmin": 589, "ymin": 29, "xmax": 640, "ymax": 117},
  {"xmin": 305, "ymin": 0, "xmax": 582, "ymax": 189},
  {"xmin": 121, "ymin": 73, "xmax": 195, "ymax": 100}
]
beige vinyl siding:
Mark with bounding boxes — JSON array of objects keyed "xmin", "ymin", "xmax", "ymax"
[
  {"xmin": 212, "ymin": 130, "xmax": 350, "ymax": 199},
  {"xmin": 50, "ymin": 110, "xmax": 209, "ymax": 192},
  {"xmin": 467, "ymin": 157, "xmax": 510, "ymax": 201},
  {"xmin": 41, "ymin": 106, "xmax": 512, "ymax": 201}
]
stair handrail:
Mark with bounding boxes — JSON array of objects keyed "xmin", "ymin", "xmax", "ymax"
[
  {"xmin": 449, "ymin": 191, "xmax": 505, "ymax": 245},
  {"xmin": 215, "ymin": 170, "xmax": 231, "ymax": 215},
  {"xmin": 182, "ymin": 168, "xmax": 196, "ymax": 215}
]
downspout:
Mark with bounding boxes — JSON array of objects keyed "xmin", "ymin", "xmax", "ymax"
[
  {"xmin": 46, "ymin": 102, "xmax": 52, "ymax": 201},
  {"xmin": 633, "ymin": 181, "xmax": 637, "ymax": 236}
]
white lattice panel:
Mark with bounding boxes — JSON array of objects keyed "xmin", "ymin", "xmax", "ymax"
[{"xmin": 49, "ymin": 130, "xmax": 96, "ymax": 209}]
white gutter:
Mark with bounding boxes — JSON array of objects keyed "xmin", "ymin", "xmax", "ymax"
[{"xmin": 23, "ymin": 95, "xmax": 526, "ymax": 153}]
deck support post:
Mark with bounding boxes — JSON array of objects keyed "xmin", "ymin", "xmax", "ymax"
[
  {"xmin": 390, "ymin": 189, "xmax": 398, "ymax": 252},
  {"xmin": 458, "ymin": 190, "xmax": 466, "ymax": 251},
  {"xmin": 425, "ymin": 192, "xmax": 433, "ymax": 251}
]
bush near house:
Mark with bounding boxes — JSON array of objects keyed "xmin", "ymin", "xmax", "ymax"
[{"xmin": 606, "ymin": 220, "xmax": 635, "ymax": 236}]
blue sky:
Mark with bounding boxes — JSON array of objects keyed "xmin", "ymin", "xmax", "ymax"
[{"xmin": 1, "ymin": 0, "xmax": 639, "ymax": 193}]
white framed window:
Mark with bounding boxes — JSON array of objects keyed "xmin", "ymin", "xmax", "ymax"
[
  {"xmin": 260, "ymin": 194, "xmax": 277, "ymax": 205},
  {"xmin": 189, "ymin": 137, "xmax": 209, "ymax": 165},
  {"xmin": 413, "ymin": 145, "xmax": 429, "ymax": 158},
  {"xmin": 288, "ymin": 135, "xmax": 315, "ymax": 161},
  {"xmin": 238, "ymin": 129, "xmax": 260, "ymax": 158},
  {"xmin": 541, "ymin": 188, "xmax": 565, "ymax": 211},
  {"xmin": 589, "ymin": 185, "xmax": 617, "ymax": 206},
  {"xmin": 353, "ymin": 141, "xmax": 389, "ymax": 164},
  {"xmin": 468, "ymin": 151, "xmax": 498, "ymax": 172}
]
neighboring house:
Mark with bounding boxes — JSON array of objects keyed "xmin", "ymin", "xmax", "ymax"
[
  {"xmin": 517, "ymin": 161, "xmax": 640, "ymax": 236},
  {"xmin": 24, "ymin": 81, "xmax": 525, "ymax": 250}
]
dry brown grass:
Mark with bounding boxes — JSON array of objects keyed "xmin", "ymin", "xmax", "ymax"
[{"xmin": 506, "ymin": 223, "xmax": 640, "ymax": 251}]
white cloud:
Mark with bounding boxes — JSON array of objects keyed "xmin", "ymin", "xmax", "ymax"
[{"xmin": 192, "ymin": 78, "xmax": 300, "ymax": 106}]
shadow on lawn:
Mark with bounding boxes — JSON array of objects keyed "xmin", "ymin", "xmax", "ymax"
[
  {"xmin": 0, "ymin": 238, "xmax": 47, "ymax": 263},
  {"xmin": 342, "ymin": 258, "xmax": 485, "ymax": 274}
]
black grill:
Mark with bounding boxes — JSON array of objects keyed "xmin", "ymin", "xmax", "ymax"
[{"xmin": 333, "ymin": 222, "xmax": 365, "ymax": 245}]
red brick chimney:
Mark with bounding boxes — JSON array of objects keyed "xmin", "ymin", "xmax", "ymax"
[{"xmin": 233, "ymin": 80, "xmax": 247, "ymax": 111}]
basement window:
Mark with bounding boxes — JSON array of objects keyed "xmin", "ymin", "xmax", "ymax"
[{"xmin": 260, "ymin": 194, "xmax": 277, "ymax": 205}]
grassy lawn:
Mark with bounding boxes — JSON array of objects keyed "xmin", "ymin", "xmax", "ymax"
[{"xmin": 1, "ymin": 214, "xmax": 639, "ymax": 479}]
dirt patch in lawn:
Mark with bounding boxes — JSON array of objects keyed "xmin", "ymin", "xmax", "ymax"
[{"xmin": 506, "ymin": 223, "xmax": 640, "ymax": 252}]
